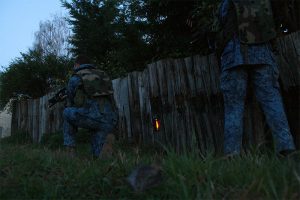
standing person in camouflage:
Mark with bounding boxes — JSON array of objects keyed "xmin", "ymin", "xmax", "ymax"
[
  {"xmin": 63, "ymin": 55, "xmax": 118, "ymax": 158},
  {"xmin": 218, "ymin": 0, "xmax": 295, "ymax": 156}
]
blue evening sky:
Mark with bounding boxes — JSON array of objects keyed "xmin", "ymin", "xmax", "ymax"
[{"xmin": 0, "ymin": 0, "xmax": 69, "ymax": 71}]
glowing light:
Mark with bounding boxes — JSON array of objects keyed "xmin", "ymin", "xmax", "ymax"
[{"xmin": 153, "ymin": 117, "xmax": 161, "ymax": 132}]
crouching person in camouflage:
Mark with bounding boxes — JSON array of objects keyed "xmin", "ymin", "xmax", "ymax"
[
  {"xmin": 217, "ymin": 0, "xmax": 296, "ymax": 156},
  {"xmin": 63, "ymin": 55, "xmax": 118, "ymax": 158}
]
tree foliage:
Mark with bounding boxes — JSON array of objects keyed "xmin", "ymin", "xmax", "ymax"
[
  {"xmin": 0, "ymin": 14, "xmax": 73, "ymax": 107},
  {"xmin": 0, "ymin": 50, "xmax": 72, "ymax": 107},
  {"xmin": 62, "ymin": 0, "xmax": 214, "ymax": 78},
  {"xmin": 271, "ymin": 0, "xmax": 300, "ymax": 33},
  {"xmin": 33, "ymin": 14, "xmax": 72, "ymax": 57}
]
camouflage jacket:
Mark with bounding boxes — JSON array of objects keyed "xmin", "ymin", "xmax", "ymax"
[
  {"xmin": 232, "ymin": 0, "xmax": 277, "ymax": 44},
  {"xmin": 217, "ymin": 0, "xmax": 277, "ymax": 46},
  {"xmin": 218, "ymin": 0, "xmax": 277, "ymax": 71}
]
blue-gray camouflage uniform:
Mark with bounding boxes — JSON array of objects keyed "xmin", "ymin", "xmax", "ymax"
[
  {"xmin": 63, "ymin": 64, "xmax": 117, "ymax": 157},
  {"xmin": 219, "ymin": 0, "xmax": 295, "ymax": 155}
]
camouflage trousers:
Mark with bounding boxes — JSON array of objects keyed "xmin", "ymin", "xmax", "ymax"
[
  {"xmin": 220, "ymin": 64, "xmax": 295, "ymax": 155},
  {"xmin": 63, "ymin": 101, "xmax": 117, "ymax": 157}
]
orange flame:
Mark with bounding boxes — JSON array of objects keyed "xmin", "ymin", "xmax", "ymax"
[{"xmin": 153, "ymin": 118, "xmax": 160, "ymax": 131}]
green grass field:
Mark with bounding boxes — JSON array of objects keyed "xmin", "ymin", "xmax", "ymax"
[{"xmin": 0, "ymin": 133, "xmax": 299, "ymax": 200}]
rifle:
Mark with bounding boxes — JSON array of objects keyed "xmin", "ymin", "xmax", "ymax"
[{"xmin": 48, "ymin": 88, "xmax": 67, "ymax": 108}]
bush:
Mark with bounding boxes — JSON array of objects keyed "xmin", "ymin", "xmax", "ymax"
[
  {"xmin": 75, "ymin": 128, "xmax": 92, "ymax": 144},
  {"xmin": 40, "ymin": 129, "xmax": 94, "ymax": 150},
  {"xmin": 40, "ymin": 131, "xmax": 64, "ymax": 149},
  {"xmin": 0, "ymin": 130, "xmax": 32, "ymax": 144}
]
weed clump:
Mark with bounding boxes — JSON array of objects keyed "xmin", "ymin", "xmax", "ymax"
[{"xmin": 0, "ymin": 130, "xmax": 32, "ymax": 144}]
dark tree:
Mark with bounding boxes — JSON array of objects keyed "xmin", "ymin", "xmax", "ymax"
[{"xmin": 0, "ymin": 50, "xmax": 72, "ymax": 107}]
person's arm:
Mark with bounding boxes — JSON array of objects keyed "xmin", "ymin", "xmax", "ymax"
[
  {"xmin": 219, "ymin": 0, "xmax": 229, "ymax": 25},
  {"xmin": 212, "ymin": 0, "xmax": 230, "ymax": 62},
  {"xmin": 66, "ymin": 75, "xmax": 82, "ymax": 107}
]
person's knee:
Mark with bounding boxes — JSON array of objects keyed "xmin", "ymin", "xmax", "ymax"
[
  {"xmin": 63, "ymin": 108, "xmax": 70, "ymax": 119},
  {"xmin": 63, "ymin": 108, "xmax": 77, "ymax": 122},
  {"xmin": 221, "ymin": 80, "xmax": 247, "ymax": 102}
]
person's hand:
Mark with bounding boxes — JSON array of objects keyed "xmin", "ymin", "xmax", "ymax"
[{"xmin": 59, "ymin": 93, "xmax": 67, "ymax": 100}]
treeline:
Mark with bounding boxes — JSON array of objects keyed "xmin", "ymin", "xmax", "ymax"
[
  {"xmin": 0, "ymin": 51, "xmax": 72, "ymax": 108},
  {"xmin": 61, "ymin": 0, "xmax": 220, "ymax": 74}
]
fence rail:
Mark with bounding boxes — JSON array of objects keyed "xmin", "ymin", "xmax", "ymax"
[{"xmin": 11, "ymin": 31, "xmax": 300, "ymax": 153}]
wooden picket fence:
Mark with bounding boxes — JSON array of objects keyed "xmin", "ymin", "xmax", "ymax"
[
  {"xmin": 11, "ymin": 95, "xmax": 65, "ymax": 142},
  {"xmin": 11, "ymin": 31, "xmax": 300, "ymax": 153}
]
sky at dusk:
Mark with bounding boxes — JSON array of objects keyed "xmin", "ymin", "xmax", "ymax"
[{"xmin": 0, "ymin": 0, "xmax": 69, "ymax": 71}]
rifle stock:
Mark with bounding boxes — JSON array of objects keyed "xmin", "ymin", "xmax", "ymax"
[{"xmin": 48, "ymin": 88, "xmax": 67, "ymax": 108}]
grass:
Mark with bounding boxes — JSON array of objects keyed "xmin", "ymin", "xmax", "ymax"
[{"xmin": 0, "ymin": 133, "xmax": 299, "ymax": 200}]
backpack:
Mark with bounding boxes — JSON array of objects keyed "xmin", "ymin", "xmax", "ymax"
[{"xmin": 73, "ymin": 68, "xmax": 114, "ymax": 107}]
